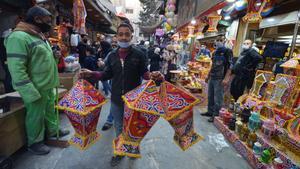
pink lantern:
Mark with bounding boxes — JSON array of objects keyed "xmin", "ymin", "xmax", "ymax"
[
  {"xmin": 57, "ymin": 80, "xmax": 107, "ymax": 150},
  {"xmin": 207, "ymin": 14, "xmax": 222, "ymax": 33},
  {"xmin": 155, "ymin": 28, "xmax": 165, "ymax": 37},
  {"xmin": 167, "ymin": 0, "xmax": 176, "ymax": 5},
  {"xmin": 167, "ymin": 4, "xmax": 176, "ymax": 12},
  {"xmin": 160, "ymin": 81, "xmax": 203, "ymax": 150}
]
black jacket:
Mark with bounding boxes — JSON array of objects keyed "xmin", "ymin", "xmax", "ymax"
[
  {"xmin": 100, "ymin": 46, "xmax": 148, "ymax": 104},
  {"xmin": 232, "ymin": 48, "xmax": 262, "ymax": 78}
]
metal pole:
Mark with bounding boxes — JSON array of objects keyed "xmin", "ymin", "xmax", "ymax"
[{"xmin": 289, "ymin": 10, "xmax": 300, "ymax": 58}]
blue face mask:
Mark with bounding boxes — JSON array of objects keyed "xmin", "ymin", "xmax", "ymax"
[
  {"xmin": 118, "ymin": 41, "xmax": 131, "ymax": 48},
  {"xmin": 215, "ymin": 42, "xmax": 224, "ymax": 48}
]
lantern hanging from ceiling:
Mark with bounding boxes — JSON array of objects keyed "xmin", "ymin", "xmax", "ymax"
[
  {"xmin": 207, "ymin": 12, "xmax": 222, "ymax": 33},
  {"xmin": 243, "ymin": 0, "xmax": 270, "ymax": 23}
]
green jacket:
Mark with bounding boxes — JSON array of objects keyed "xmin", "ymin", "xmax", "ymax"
[{"xmin": 5, "ymin": 31, "xmax": 59, "ymax": 103}]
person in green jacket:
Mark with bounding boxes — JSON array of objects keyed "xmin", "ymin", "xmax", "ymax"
[{"xmin": 5, "ymin": 6, "xmax": 69, "ymax": 155}]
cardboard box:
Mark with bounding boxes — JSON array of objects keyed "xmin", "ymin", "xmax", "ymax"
[{"xmin": 59, "ymin": 72, "xmax": 78, "ymax": 90}]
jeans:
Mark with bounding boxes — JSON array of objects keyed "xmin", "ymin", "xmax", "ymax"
[
  {"xmin": 207, "ymin": 79, "xmax": 224, "ymax": 117},
  {"xmin": 110, "ymin": 101, "xmax": 124, "ymax": 137},
  {"xmin": 102, "ymin": 80, "xmax": 111, "ymax": 95},
  {"xmin": 105, "ymin": 111, "xmax": 114, "ymax": 124}
]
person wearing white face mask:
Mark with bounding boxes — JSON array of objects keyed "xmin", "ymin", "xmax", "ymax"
[
  {"xmin": 79, "ymin": 21, "xmax": 164, "ymax": 167},
  {"xmin": 230, "ymin": 39, "xmax": 262, "ymax": 101},
  {"xmin": 201, "ymin": 36, "xmax": 233, "ymax": 123}
]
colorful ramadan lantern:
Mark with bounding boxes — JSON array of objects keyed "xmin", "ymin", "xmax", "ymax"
[
  {"xmin": 240, "ymin": 124, "xmax": 250, "ymax": 142},
  {"xmin": 246, "ymin": 131, "xmax": 257, "ymax": 148},
  {"xmin": 57, "ymin": 80, "xmax": 107, "ymax": 150},
  {"xmin": 248, "ymin": 111, "xmax": 261, "ymax": 131},
  {"xmin": 187, "ymin": 25, "xmax": 195, "ymax": 38},
  {"xmin": 259, "ymin": 149, "xmax": 272, "ymax": 164},
  {"xmin": 273, "ymin": 157, "xmax": 284, "ymax": 169},
  {"xmin": 219, "ymin": 108, "xmax": 228, "ymax": 120},
  {"xmin": 250, "ymin": 70, "xmax": 273, "ymax": 98},
  {"xmin": 207, "ymin": 12, "xmax": 222, "ymax": 33},
  {"xmin": 223, "ymin": 112, "xmax": 233, "ymax": 126},
  {"xmin": 160, "ymin": 81, "xmax": 203, "ymax": 151},
  {"xmin": 73, "ymin": 0, "xmax": 87, "ymax": 34},
  {"xmin": 195, "ymin": 22, "xmax": 207, "ymax": 39},
  {"xmin": 243, "ymin": 0, "xmax": 272, "ymax": 23},
  {"xmin": 113, "ymin": 81, "xmax": 164, "ymax": 158},
  {"xmin": 262, "ymin": 119, "xmax": 275, "ymax": 139},
  {"xmin": 235, "ymin": 118, "xmax": 243, "ymax": 134},
  {"xmin": 253, "ymin": 142, "xmax": 263, "ymax": 155}
]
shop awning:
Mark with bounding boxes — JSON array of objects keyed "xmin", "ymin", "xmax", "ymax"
[{"xmin": 259, "ymin": 11, "xmax": 300, "ymax": 29}]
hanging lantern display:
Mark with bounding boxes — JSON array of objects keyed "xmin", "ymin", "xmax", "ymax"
[
  {"xmin": 113, "ymin": 81, "xmax": 164, "ymax": 158},
  {"xmin": 243, "ymin": 0, "xmax": 271, "ymax": 23},
  {"xmin": 155, "ymin": 28, "xmax": 165, "ymax": 37},
  {"xmin": 167, "ymin": 4, "xmax": 176, "ymax": 12},
  {"xmin": 73, "ymin": 0, "xmax": 87, "ymax": 34},
  {"xmin": 163, "ymin": 0, "xmax": 177, "ymax": 31},
  {"xmin": 195, "ymin": 22, "xmax": 207, "ymax": 38},
  {"xmin": 261, "ymin": 0, "xmax": 275, "ymax": 16},
  {"xmin": 160, "ymin": 81, "xmax": 203, "ymax": 150},
  {"xmin": 207, "ymin": 12, "xmax": 222, "ymax": 33},
  {"xmin": 165, "ymin": 22, "xmax": 172, "ymax": 32},
  {"xmin": 187, "ymin": 25, "xmax": 195, "ymax": 36},
  {"xmin": 57, "ymin": 80, "xmax": 107, "ymax": 150}
]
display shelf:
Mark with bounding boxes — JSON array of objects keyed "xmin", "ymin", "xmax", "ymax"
[{"xmin": 214, "ymin": 117, "xmax": 300, "ymax": 169}]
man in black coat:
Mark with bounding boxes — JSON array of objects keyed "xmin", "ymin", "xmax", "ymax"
[{"xmin": 230, "ymin": 39, "xmax": 263, "ymax": 101}]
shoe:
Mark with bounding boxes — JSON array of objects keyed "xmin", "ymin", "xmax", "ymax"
[
  {"xmin": 208, "ymin": 117, "xmax": 214, "ymax": 123},
  {"xmin": 110, "ymin": 155, "xmax": 124, "ymax": 167},
  {"xmin": 201, "ymin": 112, "xmax": 212, "ymax": 117},
  {"xmin": 102, "ymin": 123, "xmax": 113, "ymax": 131},
  {"xmin": 48, "ymin": 129, "xmax": 70, "ymax": 138},
  {"xmin": 28, "ymin": 143, "xmax": 50, "ymax": 155}
]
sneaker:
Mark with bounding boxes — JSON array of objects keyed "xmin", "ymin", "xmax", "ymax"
[
  {"xmin": 208, "ymin": 117, "xmax": 214, "ymax": 123},
  {"xmin": 28, "ymin": 143, "xmax": 50, "ymax": 155},
  {"xmin": 110, "ymin": 155, "xmax": 124, "ymax": 167},
  {"xmin": 48, "ymin": 129, "xmax": 70, "ymax": 138},
  {"xmin": 101, "ymin": 123, "xmax": 113, "ymax": 131},
  {"xmin": 201, "ymin": 112, "xmax": 213, "ymax": 117}
]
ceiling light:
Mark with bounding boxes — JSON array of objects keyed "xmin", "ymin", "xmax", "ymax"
[
  {"xmin": 226, "ymin": 0, "xmax": 236, "ymax": 2},
  {"xmin": 224, "ymin": 15, "xmax": 231, "ymax": 20},
  {"xmin": 255, "ymin": 2, "xmax": 262, "ymax": 6},
  {"xmin": 267, "ymin": 18, "xmax": 275, "ymax": 22},
  {"xmin": 191, "ymin": 19, "xmax": 196, "ymax": 25},
  {"xmin": 235, "ymin": 0, "xmax": 245, "ymax": 8}
]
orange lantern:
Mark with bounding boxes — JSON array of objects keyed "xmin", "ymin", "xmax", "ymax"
[
  {"xmin": 243, "ymin": 0, "xmax": 270, "ymax": 23},
  {"xmin": 207, "ymin": 12, "xmax": 222, "ymax": 33}
]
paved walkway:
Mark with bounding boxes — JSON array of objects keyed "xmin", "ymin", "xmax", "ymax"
[{"xmin": 12, "ymin": 101, "xmax": 251, "ymax": 169}]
